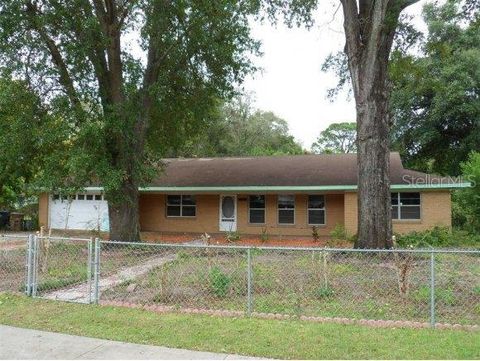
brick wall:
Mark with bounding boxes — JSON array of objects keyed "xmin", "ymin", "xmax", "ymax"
[
  {"xmin": 139, "ymin": 193, "xmax": 345, "ymax": 237},
  {"xmin": 344, "ymin": 192, "xmax": 358, "ymax": 236},
  {"xmin": 343, "ymin": 191, "xmax": 452, "ymax": 237},
  {"xmin": 42, "ymin": 190, "xmax": 452, "ymax": 237},
  {"xmin": 38, "ymin": 192, "xmax": 49, "ymax": 228},
  {"xmin": 139, "ymin": 194, "xmax": 219, "ymax": 234}
]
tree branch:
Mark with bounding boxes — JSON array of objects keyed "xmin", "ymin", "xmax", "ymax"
[
  {"xmin": 399, "ymin": 0, "xmax": 421, "ymax": 11},
  {"xmin": 340, "ymin": 0, "xmax": 362, "ymax": 95},
  {"xmin": 24, "ymin": 1, "xmax": 81, "ymax": 108},
  {"xmin": 76, "ymin": 1, "xmax": 112, "ymax": 105},
  {"xmin": 92, "ymin": 0, "xmax": 108, "ymax": 35},
  {"xmin": 104, "ymin": 0, "xmax": 124, "ymax": 103},
  {"xmin": 117, "ymin": 0, "xmax": 135, "ymax": 30}
]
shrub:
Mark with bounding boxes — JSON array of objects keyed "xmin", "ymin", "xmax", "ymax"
[
  {"xmin": 312, "ymin": 226, "xmax": 319, "ymax": 242},
  {"xmin": 260, "ymin": 227, "xmax": 269, "ymax": 242},
  {"xmin": 395, "ymin": 226, "xmax": 480, "ymax": 248},
  {"xmin": 209, "ymin": 266, "xmax": 231, "ymax": 298},
  {"xmin": 225, "ymin": 231, "xmax": 241, "ymax": 243},
  {"xmin": 395, "ymin": 226, "xmax": 450, "ymax": 248},
  {"xmin": 314, "ymin": 286, "xmax": 334, "ymax": 299},
  {"xmin": 200, "ymin": 232, "xmax": 211, "ymax": 244},
  {"xmin": 330, "ymin": 223, "xmax": 347, "ymax": 240}
]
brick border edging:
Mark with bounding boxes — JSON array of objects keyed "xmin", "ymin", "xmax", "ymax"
[{"xmin": 99, "ymin": 300, "xmax": 479, "ymax": 332}]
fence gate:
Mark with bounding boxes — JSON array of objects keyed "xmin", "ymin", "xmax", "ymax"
[
  {"xmin": 27, "ymin": 236, "xmax": 94, "ymax": 304},
  {"xmin": 0, "ymin": 234, "xmax": 30, "ymax": 294}
]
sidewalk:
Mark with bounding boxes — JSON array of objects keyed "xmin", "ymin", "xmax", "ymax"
[{"xmin": 0, "ymin": 325, "xmax": 263, "ymax": 360}]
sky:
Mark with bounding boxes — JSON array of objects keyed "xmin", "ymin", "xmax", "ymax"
[{"xmin": 243, "ymin": 1, "xmax": 427, "ymax": 149}]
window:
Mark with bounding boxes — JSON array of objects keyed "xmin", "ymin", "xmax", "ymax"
[
  {"xmin": 166, "ymin": 195, "xmax": 196, "ymax": 217},
  {"xmin": 391, "ymin": 192, "xmax": 420, "ymax": 220},
  {"xmin": 249, "ymin": 195, "xmax": 265, "ymax": 224},
  {"xmin": 278, "ymin": 195, "xmax": 295, "ymax": 224},
  {"xmin": 76, "ymin": 194, "xmax": 103, "ymax": 201},
  {"xmin": 308, "ymin": 195, "xmax": 326, "ymax": 225}
]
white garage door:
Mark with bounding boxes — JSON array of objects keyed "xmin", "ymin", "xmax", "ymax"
[{"xmin": 49, "ymin": 193, "xmax": 109, "ymax": 231}]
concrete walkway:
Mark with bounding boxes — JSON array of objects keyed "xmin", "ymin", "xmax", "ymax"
[
  {"xmin": 0, "ymin": 325, "xmax": 263, "ymax": 360},
  {"xmin": 43, "ymin": 253, "xmax": 177, "ymax": 303},
  {"xmin": 42, "ymin": 239, "xmax": 203, "ymax": 303}
]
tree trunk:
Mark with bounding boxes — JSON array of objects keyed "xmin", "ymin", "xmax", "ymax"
[
  {"xmin": 354, "ymin": 84, "xmax": 393, "ymax": 248},
  {"xmin": 346, "ymin": 40, "xmax": 394, "ymax": 248},
  {"xmin": 107, "ymin": 179, "xmax": 141, "ymax": 241},
  {"xmin": 104, "ymin": 111, "xmax": 145, "ymax": 242},
  {"xmin": 338, "ymin": 0, "xmax": 411, "ymax": 248}
]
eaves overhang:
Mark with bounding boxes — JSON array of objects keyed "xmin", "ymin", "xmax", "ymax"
[{"xmin": 80, "ymin": 182, "xmax": 471, "ymax": 193}]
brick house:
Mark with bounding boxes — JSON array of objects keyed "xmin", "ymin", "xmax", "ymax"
[{"xmin": 38, "ymin": 153, "xmax": 468, "ymax": 238}]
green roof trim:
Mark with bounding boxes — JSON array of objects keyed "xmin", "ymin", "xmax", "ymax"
[
  {"xmin": 83, "ymin": 182, "xmax": 470, "ymax": 193},
  {"xmin": 391, "ymin": 183, "xmax": 471, "ymax": 190}
]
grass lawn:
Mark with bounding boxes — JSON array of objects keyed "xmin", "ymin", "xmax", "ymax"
[{"xmin": 0, "ymin": 294, "xmax": 478, "ymax": 359}]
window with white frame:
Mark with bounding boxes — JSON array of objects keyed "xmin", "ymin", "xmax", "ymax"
[
  {"xmin": 391, "ymin": 192, "xmax": 420, "ymax": 220},
  {"xmin": 308, "ymin": 195, "xmax": 326, "ymax": 225},
  {"xmin": 278, "ymin": 195, "xmax": 295, "ymax": 224},
  {"xmin": 249, "ymin": 195, "xmax": 265, "ymax": 224},
  {"xmin": 166, "ymin": 195, "xmax": 196, "ymax": 217},
  {"xmin": 74, "ymin": 193, "xmax": 104, "ymax": 201}
]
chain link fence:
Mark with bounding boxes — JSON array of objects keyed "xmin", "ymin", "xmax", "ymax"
[
  {"xmin": 1, "ymin": 235, "xmax": 479, "ymax": 328},
  {"xmin": 32, "ymin": 236, "xmax": 93, "ymax": 303},
  {"xmin": 0, "ymin": 234, "xmax": 30, "ymax": 293},
  {"xmin": 98, "ymin": 242, "xmax": 480, "ymax": 327}
]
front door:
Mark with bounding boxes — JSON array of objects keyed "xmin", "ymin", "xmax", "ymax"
[{"xmin": 219, "ymin": 195, "xmax": 237, "ymax": 232}]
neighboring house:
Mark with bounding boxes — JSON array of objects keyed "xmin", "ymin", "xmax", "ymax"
[{"xmin": 38, "ymin": 153, "xmax": 468, "ymax": 237}]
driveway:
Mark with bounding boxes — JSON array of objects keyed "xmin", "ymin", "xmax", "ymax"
[{"xmin": 0, "ymin": 325, "xmax": 264, "ymax": 360}]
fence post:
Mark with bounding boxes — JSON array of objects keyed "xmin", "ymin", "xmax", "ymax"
[
  {"xmin": 87, "ymin": 237, "xmax": 93, "ymax": 304},
  {"xmin": 430, "ymin": 250, "xmax": 436, "ymax": 328},
  {"xmin": 247, "ymin": 248, "xmax": 253, "ymax": 316},
  {"xmin": 25, "ymin": 234, "xmax": 34, "ymax": 296},
  {"xmin": 31, "ymin": 234, "xmax": 39, "ymax": 297},
  {"xmin": 93, "ymin": 237, "xmax": 101, "ymax": 304}
]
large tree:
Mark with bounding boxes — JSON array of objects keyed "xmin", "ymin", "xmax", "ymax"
[
  {"xmin": 174, "ymin": 94, "xmax": 304, "ymax": 157},
  {"xmin": 390, "ymin": 0, "xmax": 480, "ymax": 176},
  {"xmin": 311, "ymin": 122, "xmax": 356, "ymax": 154},
  {"xmin": 336, "ymin": 0, "xmax": 419, "ymax": 248},
  {"xmin": 0, "ymin": 0, "xmax": 274, "ymax": 240}
]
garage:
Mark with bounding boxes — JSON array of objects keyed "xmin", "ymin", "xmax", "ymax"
[{"xmin": 49, "ymin": 193, "xmax": 109, "ymax": 231}]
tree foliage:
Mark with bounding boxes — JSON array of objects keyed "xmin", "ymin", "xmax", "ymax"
[
  {"xmin": 174, "ymin": 94, "xmax": 303, "ymax": 157},
  {"xmin": 390, "ymin": 0, "xmax": 480, "ymax": 175},
  {"xmin": 311, "ymin": 122, "xmax": 356, "ymax": 154},
  {"xmin": 0, "ymin": 76, "xmax": 67, "ymax": 208},
  {"xmin": 453, "ymin": 152, "xmax": 480, "ymax": 232},
  {"xmin": 0, "ymin": 0, "xmax": 278, "ymax": 238}
]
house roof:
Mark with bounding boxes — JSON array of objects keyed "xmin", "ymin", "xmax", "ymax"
[
  {"xmin": 127, "ymin": 153, "xmax": 465, "ymax": 192},
  {"xmin": 83, "ymin": 152, "xmax": 468, "ymax": 193}
]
